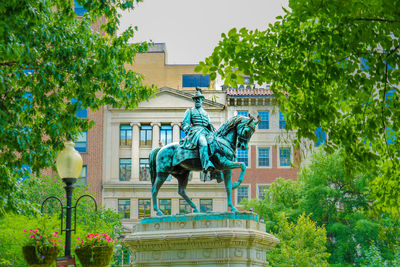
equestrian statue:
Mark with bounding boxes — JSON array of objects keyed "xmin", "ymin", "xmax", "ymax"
[{"xmin": 150, "ymin": 87, "xmax": 260, "ymax": 216}]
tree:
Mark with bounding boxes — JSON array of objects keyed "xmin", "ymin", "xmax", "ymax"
[
  {"xmin": 0, "ymin": 0, "xmax": 156, "ymax": 215},
  {"xmin": 199, "ymin": 0, "xmax": 400, "ymax": 214},
  {"xmin": 244, "ymin": 150, "xmax": 400, "ymax": 265},
  {"xmin": 267, "ymin": 213, "xmax": 330, "ymax": 267}
]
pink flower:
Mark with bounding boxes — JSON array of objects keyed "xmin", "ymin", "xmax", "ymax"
[
  {"xmin": 30, "ymin": 235, "xmax": 34, "ymax": 238},
  {"xmin": 24, "ymin": 230, "xmax": 27, "ymax": 233},
  {"xmin": 36, "ymin": 241, "xmax": 39, "ymax": 243}
]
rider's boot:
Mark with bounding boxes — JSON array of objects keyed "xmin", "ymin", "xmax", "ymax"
[{"xmin": 200, "ymin": 144, "xmax": 215, "ymax": 172}]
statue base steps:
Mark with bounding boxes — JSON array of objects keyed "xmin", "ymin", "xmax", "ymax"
[{"xmin": 123, "ymin": 211, "xmax": 279, "ymax": 267}]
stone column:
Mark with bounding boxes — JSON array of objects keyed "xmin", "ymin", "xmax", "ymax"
[
  {"xmin": 151, "ymin": 122, "xmax": 161, "ymax": 150},
  {"xmin": 130, "ymin": 122, "xmax": 140, "ymax": 182},
  {"xmin": 171, "ymin": 122, "xmax": 181, "ymax": 143}
]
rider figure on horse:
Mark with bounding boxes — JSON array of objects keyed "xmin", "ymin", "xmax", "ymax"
[{"xmin": 180, "ymin": 87, "xmax": 216, "ymax": 172}]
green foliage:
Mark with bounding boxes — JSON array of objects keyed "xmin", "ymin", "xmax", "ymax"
[
  {"xmin": 266, "ymin": 213, "xmax": 330, "ymax": 267},
  {"xmin": 24, "ymin": 175, "xmax": 123, "ymax": 236},
  {"xmin": 0, "ymin": 175, "xmax": 122, "ymax": 266},
  {"xmin": 243, "ymin": 177, "xmax": 302, "ymax": 231},
  {"xmin": 0, "ymin": 214, "xmax": 60, "ymax": 266},
  {"xmin": 0, "ymin": 0, "xmax": 156, "ymax": 215},
  {"xmin": 201, "ymin": 0, "xmax": 400, "ymax": 213},
  {"xmin": 245, "ymin": 150, "xmax": 400, "ymax": 265},
  {"xmin": 360, "ymin": 244, "xmax": 400, "ymax": 267}
]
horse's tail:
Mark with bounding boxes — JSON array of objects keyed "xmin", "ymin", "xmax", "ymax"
[{"xmin": 149, "ymin": 147, "xmax": 161, "ymax": 186}]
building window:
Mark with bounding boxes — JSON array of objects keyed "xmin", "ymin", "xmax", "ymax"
[
  {"xmin": 138, "ymin": 199, "xmax": 151, "ymax": 219},
  {"xmin": 71, "ymin": 98, "xmax": 87, "ymax": 118},
  {"xmin": 315, "ymin": 127, "xmax": 326, "ymax": 147},
  {"xmin": 120, "ymin": 124, "xmax": 132, "ymax": 146},
  {"xmin": 279, "ymin": 111, "xmax": 286, "ymax": 129},
  {"xmin": 179, "ymin": 199, "xmax": 192, "ymax": 214},
  {"xmin": 160, "ymin": 125, "xmax": 173, "ymax": 145},
  {"xmin": 159, "ymin": 199, "xmax": 171, "ymax": 215},
  {"xmin": 258, "ymin": 148, "xmax": 270, "ymax": 167},
  {"xmin": 237, "ymin": 149, "xmax": 248, "ymax": 167},
  {"xmin": 237, "ymin": 186, "xmax": 249, "ymax": 204},
  {"xmin": 75, "ymin": 131, "xmax": 87, "ymax": 153},
  {"xmin": 279, "ymin": 148, "xmax": 291, "ymax": 167},
  {"xmin": 258, "ymin": 185, "xmax": 269, "ymax": 200},
  {"xmin": 139, "ymin": 158, "xmax": 150, "ymax": 181},
  {"xmin": 182, "ymin": 74, "xmax": 210, "ymax": 87},
  {"xmin": 74, "ymin": 0, "xmax": 87, "ymax": 16},
  {"xmin": 237, "ymin": 110, "xmax": 248, "ymax": 117},
  {"xmin": 76, "ymin": 165, "xmax": 87, "ymax": 186},
  {"xmin": 119, "ymin": 158, "xmax": 131, "ymax": 181},
  {"xmin": 200, "ymin": 199, "xmax": 213, "ymax": 213},
  {"xmin": 258, "ymin": 111, "xmax": 269, "ymax": 129},
  {"xmin": 140, "ymin": 125, "xmax": 152, "ymax": 147},
  {"xmin": 118, "ymin": 199, "xmax": 130, "ymax": 219}
]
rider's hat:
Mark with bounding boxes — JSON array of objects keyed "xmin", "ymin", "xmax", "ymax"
[{"xmin": 192, "ymin": 87, "xmax": 205, "ymax": 100}]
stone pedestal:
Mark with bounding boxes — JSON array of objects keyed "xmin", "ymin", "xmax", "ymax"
[{"xmin": 123, "ymin": 212, "xmax": 279, "ymax": 266}]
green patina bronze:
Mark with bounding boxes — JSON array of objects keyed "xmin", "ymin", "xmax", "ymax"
[
  {"xmin": 150, "ymin": 88, "xmax": 260, "ymax": 216},
  {"xmin": 140, "ymin": 211, "xmax": 259, "ymax": 224}
]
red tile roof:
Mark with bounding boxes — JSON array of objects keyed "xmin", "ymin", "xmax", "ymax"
[{"xmin": 226, "ymin": 88, "xmax": 274, "ymax": 97}]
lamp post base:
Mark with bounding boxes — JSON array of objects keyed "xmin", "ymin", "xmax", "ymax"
[{"xmin": 56, "ymin": 255, "xmax": 76, "ymax": 267}]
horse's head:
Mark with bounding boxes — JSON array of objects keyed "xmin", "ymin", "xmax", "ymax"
[{"xmin": 236, "ymin": 113, "xmax": 260, "ymax": 150}]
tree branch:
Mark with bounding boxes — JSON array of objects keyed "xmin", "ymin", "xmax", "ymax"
[
  {"xmin": 0, "ymin": 61, "xmax": 16, "ymax": 66},
  {"xmin": 350, "ymin": 18, "xmax": 400, "ymax": 23}
]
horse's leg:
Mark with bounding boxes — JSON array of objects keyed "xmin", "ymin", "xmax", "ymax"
[
  {"xmin": 177, "ymin": 172, "xmax": 200, "ymax": 213},
  {"xmin": 217, "ymin": 157, "xmax": 246, "ymax": 212},
  {"xmin": 231, "ymin": 160, "xmax": 246, "ymax": 189},
  {"xmin": 152, "ymin": 172, "xmax": 169, "ymax": 216},
  {"xmin": 222, "ymin": 170, "xmax": 238, "ymax": 212}
]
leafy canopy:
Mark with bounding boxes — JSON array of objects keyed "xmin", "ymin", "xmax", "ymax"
[
  {"xmin": 244, "ymin": 150, "xmax": 400, "ymax": 265},
  {"xmin": 199, "ymin": 0, "xmax": 400, "ymax": 214},
  {"xmin": 0, "ymin": 0, "xmax": 155, "ymax": 214}
]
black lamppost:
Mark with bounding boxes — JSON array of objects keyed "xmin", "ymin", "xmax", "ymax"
[
  {"xmin": 41, "ymin": 137, "xmax": 97, "ymax": 264},
  {"xmin": 55, "ymin": 138, "xmax": 83, "ymax": 258}
]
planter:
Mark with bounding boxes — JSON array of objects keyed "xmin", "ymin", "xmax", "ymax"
[
  {"xmin": 22, "ymin": 245, "xmax": 60, "ymax": 267},
  {"xmin": 75, "ymin": 246, "xmax": 113, "ymax": 267}
]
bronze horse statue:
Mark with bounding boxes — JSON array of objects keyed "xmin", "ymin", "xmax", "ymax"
[{"xmin": 149, "ymin": 114, "xmax": 260, "ymax": 216}]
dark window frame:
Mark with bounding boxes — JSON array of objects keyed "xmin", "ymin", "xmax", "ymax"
[
  {"xmin": 140, "ymin": 125, "xmax": 152, "ymax": 147},
  {"xmin": 258, "ymin": 148, "xmax": 270, "ymax": 167},
  {"xmin": 75, "ymin": 131, "xmax": 87, "ymax": 153},
  {"xmin": 159, "ymin": 199, "xmax": 171, "ymax": 215},
  {"xmin": 182, "ymin": 74, "xmax": 210, "ymax": 87},
  {"xmin": 258, "ymin": 111, "xmax": 269, "ymax": 129},
  {"xmin": 139, "ymin": 158, "xmax": 150, "ymax": 181},
  {"xmin": 179, "ymin": 199, "xmax": 192, "ymax": 214},
  {"xmin": 237, "ymin": 149, "xmax": 249, "ymax": 167},
  {"xmin": 279, "ymin": 147, "xmax": 291, "ymax": 167},
  {"xmin": 120, "ymin": 124, "xmax": 133, "ymax": 146},
  {"xmin": 119, "ymin": 158, "xmax": 131, "ymax": 181},
  {"xmin": 138, "ymin": 199, "xmax": 151, "ymax": 219},
  {"xmin": 118, "ymin": 199, "xmax": 131, "ymax": 219},
  {"xmin": 200, "ymin": 199, "xmax": 213, "ymax": 213},
  {"xmin": 160, "ymin": 125, "xmax": 173, "ymax": 145}
]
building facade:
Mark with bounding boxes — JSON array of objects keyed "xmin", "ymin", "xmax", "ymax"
[{"xmin": 101, "ymin": 44, "xmax": 299, "ymax": 228}]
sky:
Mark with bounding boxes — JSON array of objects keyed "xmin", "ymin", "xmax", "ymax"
[{"xmin": 119, "ymin": 0, "xmax": 289, "ymax": 64}]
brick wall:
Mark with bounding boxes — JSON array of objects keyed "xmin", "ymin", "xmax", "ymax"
[{"xmin": 232, "ymin": 145, "xmax": 299, "ymax": 203}]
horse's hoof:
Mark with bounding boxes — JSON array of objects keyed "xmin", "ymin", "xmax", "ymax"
[
  {"xmin": 230, "ymin": 207, "xmax": 238, "ymax": 212},
  {"xmin": 193, "ymin": 208, "xmax": 200, "ymax": 213},
  {"xmin": 232, "ymin": 182, "xmax": 240, "ymax": 189},
  {"xmin": 156, "ymin": 210, "xmax": 164, "ymax": 216}
]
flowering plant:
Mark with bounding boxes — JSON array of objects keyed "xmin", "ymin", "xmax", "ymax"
[
  {"xmin": 22, "ymin": 228, "xmax": 61, "ymax": 266},
  {"xmin": 76, "ymin": 233, "xmax": 117, "ymax": 249},
  {"xmin": 24, "ymin": 228, "xmax": 61, "ymax": 249}
]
